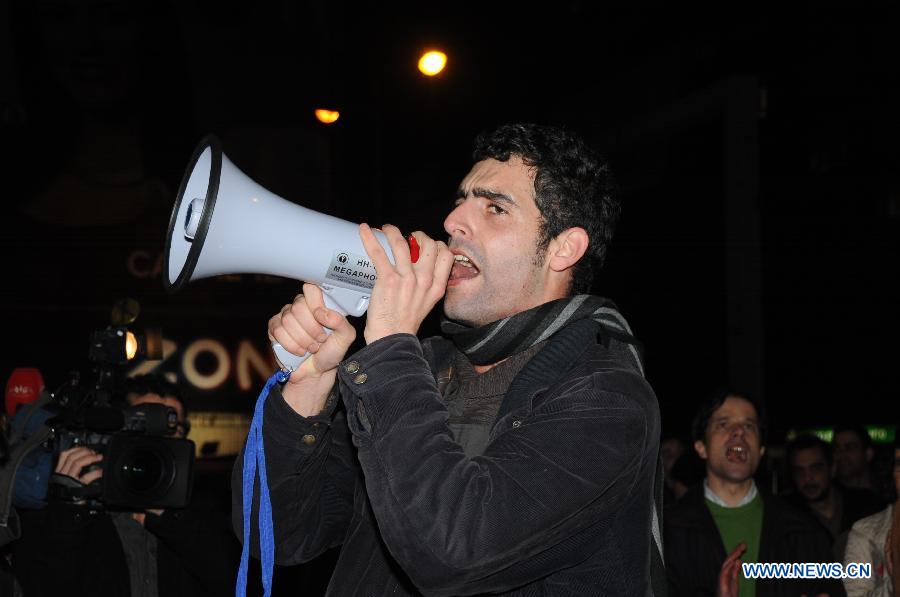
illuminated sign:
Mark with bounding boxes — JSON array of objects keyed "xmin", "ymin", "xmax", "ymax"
[
  {"xmin": 786, "ymin": 425, "xmax": 896, "ymax": 444},
  {"xmin": 128, "ymin": 337, "xmax": 275, "ymax": 394}
]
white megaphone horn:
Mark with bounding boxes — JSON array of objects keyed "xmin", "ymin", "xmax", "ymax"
[{"xmin": 164, "ymin": 135, "xmax": 396, "ymax": 372}]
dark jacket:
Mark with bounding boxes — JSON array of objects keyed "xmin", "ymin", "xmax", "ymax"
[
  {"xmin": 787, "ymin": 485, "xmax": 885, "ymax": 538},
  {"xmin": 664, "ymin": 484, "xmax": 846, "ymax": 597},
  {"xmin": 234, "ymin": 320, "xmax": 662, "ymax": 596},
  {"xmin": 13, "ymin": 488, "xmax": 238, "ymax": 597}
]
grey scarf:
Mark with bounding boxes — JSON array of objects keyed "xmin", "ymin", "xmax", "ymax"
[{"xmin": 440, "ymin": 294, "xmax": 644, "ymax": 373}]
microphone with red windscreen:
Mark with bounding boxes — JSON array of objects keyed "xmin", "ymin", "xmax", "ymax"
[{"xmin": 5, "ymin": 368, "xmax": 45, "ymax": 417}]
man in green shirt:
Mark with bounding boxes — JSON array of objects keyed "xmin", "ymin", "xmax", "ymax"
[{"xmin": 664, "ymin": 391, "xmax": 843, "ymax": 597}]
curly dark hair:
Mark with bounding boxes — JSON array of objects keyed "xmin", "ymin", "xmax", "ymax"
[{"xmin": 472, "ymin": 124, "xmax": 620, "ymax": 294}]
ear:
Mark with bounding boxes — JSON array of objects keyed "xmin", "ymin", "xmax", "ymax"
[
  {"xmin": 694, "ymin": 439, "xmax": 708, "ymax": 461},
  {"xmin": 547, "ymin": 227, "xmax": 589, "ymax": 273}
]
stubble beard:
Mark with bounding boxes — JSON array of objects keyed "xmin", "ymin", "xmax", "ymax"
[{"xmin": 444, "ymin": 254, "xmax": 545, "ymax": 328}]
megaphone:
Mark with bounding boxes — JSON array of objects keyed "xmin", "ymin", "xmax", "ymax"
[{"xmin": 164, "ymin": 135, "xmax": 396, "ymax": 372}]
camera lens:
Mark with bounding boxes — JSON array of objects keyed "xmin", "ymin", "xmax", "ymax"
[{"xmin": 118, "ymin": 448, "xmax": 165, "ymax": 493}]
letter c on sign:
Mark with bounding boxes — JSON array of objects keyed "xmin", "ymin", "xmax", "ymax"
[{"xmin": 182, "ymin": 339, "xmax": 230, "ymax": 390}]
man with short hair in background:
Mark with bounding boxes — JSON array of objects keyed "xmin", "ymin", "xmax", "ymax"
[
  {"xmin": 664, "ymin": 391, "xmax": 843, "ymax": 597},
  {"xmin": 833, "ymin": 425, "xmax": 879, "ymax": 495},
  {"xmin": 788, "ymin": 434, "xmax": 882, "ymax": 560}
]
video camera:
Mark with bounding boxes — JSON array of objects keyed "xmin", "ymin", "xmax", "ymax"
[
  {"xmin": 48, "ymin": 385, "xmax": 196, "ymax": 510},
  {"xmin": 12, "ymin": 301, "xmax": 195, "ymax": 511}
]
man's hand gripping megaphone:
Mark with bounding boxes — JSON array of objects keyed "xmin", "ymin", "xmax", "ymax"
[{"xmin": 269, "ymin": 224, "xmax": 453, "ymax": 385}]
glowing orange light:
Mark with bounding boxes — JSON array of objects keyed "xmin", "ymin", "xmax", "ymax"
[
  {"xmin": 314, "ymin": 109, "xmax": 340, "ymax": 124},
  {"xmin": 418, "ymin": 50, "xmax": 447, "ymax": 76},
  {"xmin": 125, "ymin": 331, "xmax": 138, "ymax": 360}
]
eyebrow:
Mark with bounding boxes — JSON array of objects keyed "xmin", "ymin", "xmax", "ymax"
[
  {"xmin": 712, "ymin": 416, "xmax": 758, "ymax": 424},
  {"xmin": 455, "ymin": 186, "xmax": 517, "ymax": 207}
]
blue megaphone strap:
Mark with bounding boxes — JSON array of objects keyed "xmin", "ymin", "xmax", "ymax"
[{"xmin": 236, "ymin": 369, "xmax": 288, "ymax": 597}]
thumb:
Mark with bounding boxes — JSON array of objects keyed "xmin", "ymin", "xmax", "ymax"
[{"xmin": 315, "ymin": 307, "xmax": 355, "ymax": 348}]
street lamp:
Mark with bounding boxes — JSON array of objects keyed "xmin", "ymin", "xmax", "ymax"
[
  {"xmin": 417, "ymin": 50, "xmax": 447, "ymax": 77},
  {"xmin": 314, "ymin": 109, "xmax": 340, "ymax": 124}
]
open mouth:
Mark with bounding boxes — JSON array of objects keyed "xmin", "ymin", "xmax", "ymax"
[
  {"xmin": 449, "ymin": 253, "xmax": 480, "ymax": 281},
  {"xmin": 725, "ymin": 445, "xmax": 748, "ymax": 463}
]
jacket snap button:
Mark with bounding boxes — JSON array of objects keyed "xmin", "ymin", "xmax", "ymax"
[
  {"xmin": 353, "ymin": 373, "xmax": 368, "ymax": 385},
  {"xmin": 302, "ymin": 434, "xmax": 317, "ymax": 445},
  {"xmin": 512, "ymin": 420, "xmax": 522, "ymax": 428},
  {"xmin": 345, "ymin": 361, "xmax": 360, "ymax": 374}
]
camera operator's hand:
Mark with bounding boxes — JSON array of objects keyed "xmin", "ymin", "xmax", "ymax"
[
  {"xmin": 55, "ymin": 446, "xmax": 103, "ymax": 485},
  {"xmin": 268, "ymin": 283, "xmax": 357, "ymax": 416}
]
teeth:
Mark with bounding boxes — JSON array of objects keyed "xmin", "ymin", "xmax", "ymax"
[{"xmin": 454, "ymin": 255, "xmax": 473, "ymax": 267}]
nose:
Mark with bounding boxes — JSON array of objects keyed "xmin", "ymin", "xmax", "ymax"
[
  {"xmin": 729, "ymin": 423, "xmax": 745, "ymax": 439},
  {"xmin": 444, "ymin": 201, "xmax": 472, "ymax": 241}
]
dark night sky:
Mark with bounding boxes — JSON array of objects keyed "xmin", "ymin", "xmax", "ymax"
[{"xmin": 1, "ymin": 1, "xmax": 897, "ymax": 441}]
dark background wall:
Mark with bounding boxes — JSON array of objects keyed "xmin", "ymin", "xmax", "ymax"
[{"xmin": 1, "ymin": 0, "xmax": 897, "ymax": 442}]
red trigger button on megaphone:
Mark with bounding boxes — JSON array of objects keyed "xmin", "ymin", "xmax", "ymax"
[{"xmin": 408, "ymin": 235, "xmax": 420, "ymax": 263}]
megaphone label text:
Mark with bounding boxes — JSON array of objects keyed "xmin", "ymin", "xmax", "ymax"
[{"xmin": 326, "ymin": 250, "xmax": 377, "ymax": 290}]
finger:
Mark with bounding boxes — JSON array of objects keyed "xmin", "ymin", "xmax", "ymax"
[
  {"xmin": 408, "ymin": 232, "xmax": 437, "ymax": 287},
  {"xmin": 288, "ymin": 291, "xmax": 329, "ymax": 343},
  {"xmin": 721, "ymin": 561, "xmax": 735, "ymax": 582},
  {"xmin": 65, "ymin": 452, "xmax": 103, "ymax": 478},
  {"xmin": 312, "ymin": 305, "xmax": 355, "ymax": 348},
  {"xmin": 720, "ymin": 555, "xmax": 736, "ymax": 573},
  {"xmin": 269, "ymin": 296, "xmax": 306, "ymax": 337},
  {"xmin": 73, "ymin": 452, "xmax": 103, "ymax": 473},
  {"xmin": 359, "ymin": 224, "xmax": 395, "ymax": 281},
  {"xmin": 271, "ymin": 322, "xmax": 318, "ymax": 356},
  {"xmin": 725, "ymin": 558, "xmax": 742, "ymax": 595},
  {"xmin": 55, "ymin": 447, "xmax": 76, "ymax": 473},
  {"xmin": 55, "ymin": 447, "xmax": 92, "ymax": 475},
  {"xmin": 81, "ymin": 465, "xmax": 104, "ymax": 486},
  {"xmin": 431, "ymin": 241, "xmax": 454, "ymax": 293},
  {"xmin": 269, "ymin": 299, "xmax": 323, "ymax": 352},
  {"xmin": 717, "ymin": 559, "xmax": 738, "ymax": 597},
  {"xmin": 301, "ymin": 283, "xmax": 326, "ymax": 315},
  {"xmin": 383, "ymin": 224, "xmax": 412, "ymax": 274},
  {"xmin": 267, "ymin": 305, "xmax": 291, "ymax": 342},
  {"xmin": 408, "ymin": 231, "xmax": 435, "ymax": 263},
  {"xmin": 727, "ymin": 542, "xmax": 747, "ymax": 562},
  {"xmin": 409, "ymin": 231, "xmax": 438, "ymax": 269}
]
